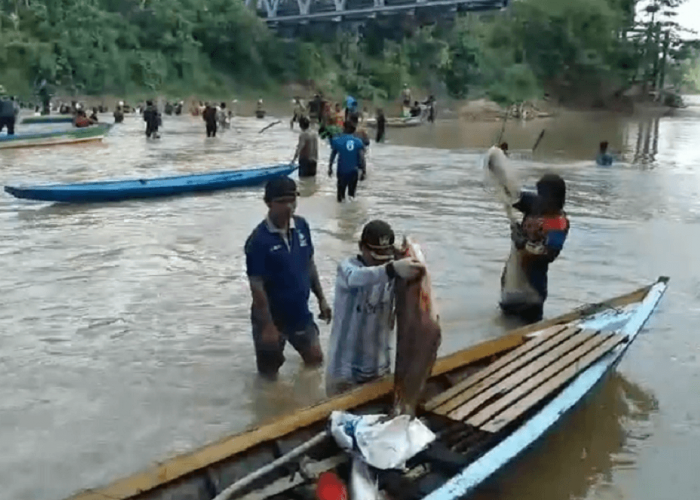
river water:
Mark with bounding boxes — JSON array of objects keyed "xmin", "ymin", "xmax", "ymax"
[{"xmin": 1, "ymin": 99, "xmax": 699, "ymax": 500}]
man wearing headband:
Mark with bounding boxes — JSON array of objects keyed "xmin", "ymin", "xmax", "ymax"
[
  {"xmin": 325, "ymin": 220, "xmax": 425, "ymax": 396},
  {"xmin": 245, "ymin": 177, "xmax": 332, "ymax": 379}
]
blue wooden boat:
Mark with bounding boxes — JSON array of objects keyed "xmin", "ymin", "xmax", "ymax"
[
  {"xmin": 0, "ymin": 123, "xmax": 111, "ymax": 150},
  {"xmin": 21, "ymin": 115, "xmax": 74, "ymax": 125},
  {"xmin": 63, "ymin": 277, "xmax": 668, "ymax": 500},
  {"xmin": 5, "ymin": 164, "xmax": 296, "ymax": 204}
]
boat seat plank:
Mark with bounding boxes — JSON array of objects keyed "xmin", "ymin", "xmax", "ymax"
[
  {"xmin": 446, "ymin": 330, "xmax": 602, "ymax": 421},
  {"xmin": 479, "ymin": 334, "xmax": 627, "ymax": 434},
  {"xmin": 424, "ymin": 325, "xmax": 572, "ymax": 412},
  {"xmin": 434, "ymin": 327, "xmax": 590, "ymax": 419},
  {"xmin": 466, "ymin": 332, "xmax": 625, "ymax": 429}
]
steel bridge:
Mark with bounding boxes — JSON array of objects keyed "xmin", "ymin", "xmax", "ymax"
[{"xmin": 246, "ymin": 0, "xmax": 508, "ymax": 24}]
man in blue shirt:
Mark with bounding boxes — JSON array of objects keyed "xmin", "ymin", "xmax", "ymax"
[
  {"xmin": 329, "ymin": 120, "xmax": 366, "ymax": 202},
  {"xmin": 245, "ymin": 177, "xmax": 332, "ymax": 379}
]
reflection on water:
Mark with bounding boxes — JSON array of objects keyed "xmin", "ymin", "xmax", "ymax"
[
  {"xmin": 471, "ymin": 374, "xmax": 658, "ymax": 500},
  {"xmin": 1, "ymin": 101, "xmax": 700, "ymax": 500}
]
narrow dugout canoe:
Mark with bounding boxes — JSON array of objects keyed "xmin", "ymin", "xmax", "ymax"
[
  {"xmin": 21, "ymin": 115, "xmax": 75, "ymax": 125},
  {"xmin": 64, "ymin": 277, "xmax": 669, "ymax": 500},
  {"xmin": 4, "ymin": 164, "xmax": 297, "ymax": 204},
  {"xmin": 0, "ymin": 123, "xmax": 112, "ymax": 150}
]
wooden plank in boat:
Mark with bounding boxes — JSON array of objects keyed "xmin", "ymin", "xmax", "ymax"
[
  {"xmin": 447, "ymin": 329, "xmax": 599, "ymax": 421},
  {"xmin": 424, "ymin": 324, "xmax": 571, "ymax": 412},
  {"xmin": 65, "ymin": 283, "xmax": 653, "ymax": 500},
  {"xmin": 466, "ymin": 332, "xmax": 624, "ymax": 429},
  {"xmin": 480, "ymin": 334, "xmax": 627, "ymax": 433},
  {"xmin": 429, "ymin": 326, "xmax": 580, "ymax": 415}
]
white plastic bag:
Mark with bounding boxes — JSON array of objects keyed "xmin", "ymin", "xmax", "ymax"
[{"xmin": 329, "ymin": 411, "xmax": 436, "ymax": 470}]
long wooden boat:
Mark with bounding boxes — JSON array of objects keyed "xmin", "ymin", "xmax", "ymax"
[
  {"xmin": 64, "ymin": 277, "xmax": 668, "ymax": 500},
  {"xmin": 4, "ymin": 164, "xmax": 296, "ymax": 204},
  {"xmin": 0, "ymin": 123, "xmax": 111, "ymax": 150},
  {"xmin": 365, "ymin": 116, "xmax": 425, "ymax": 128},
  {"xmin": 21, "ymin": 115, "xmax": 74, "ymax": 125}
]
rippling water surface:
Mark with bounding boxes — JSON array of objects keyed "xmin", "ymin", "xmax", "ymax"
[{"xmin": 2, "ymin": 99, "xmax": 700, "ymax": 500}]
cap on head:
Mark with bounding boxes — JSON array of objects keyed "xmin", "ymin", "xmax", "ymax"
[
  {"xmin": 264, "ymin": 177, "xmax": 298, "ymax": 203},
  {"xmin": 361, "ymin": 220, "xmax": 395, "ymax": 250}
]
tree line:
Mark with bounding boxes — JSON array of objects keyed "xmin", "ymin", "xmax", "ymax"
[{"xmin": 0, "ymin": 0, "xmax": 697, "ymax": 104}]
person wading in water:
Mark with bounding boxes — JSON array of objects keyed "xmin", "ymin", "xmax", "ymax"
[
  {"xmin": 292, "ymin": 116, "xmax": 319, "ymax": 177},
  {"xmin": 203, "ymin": 102, "xmax": 217, "ymax": 137},
  {"xmin": 244, "ymin": 177, "xmax": 332, "ymax": 379},
  {"xmin": 143, "ymin": 100, "xmax": 160, "ymax": 138},
  {"xmin": 329, "ymin": 119, "xmax": 366, "ymax": 202},
  {"xmin": 325, "ymin": 220, "xmax": 425, "ymax": 396},
  {"xmin": 500, "ymin": 174, "xmax": 570, "ymax": 323}
]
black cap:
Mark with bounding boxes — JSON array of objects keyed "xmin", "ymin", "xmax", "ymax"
[
  {"xmin": 361, "ymin": 220, "xmax": 395, "ymax": 249},
  {"xmin": 264, "ymin": 177, "xmax": 298, "ymax": 202}
]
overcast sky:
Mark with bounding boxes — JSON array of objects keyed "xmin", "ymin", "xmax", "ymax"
[{"xmin": 676, "ymin": 1, "xmax": 700, "ymax": 39}]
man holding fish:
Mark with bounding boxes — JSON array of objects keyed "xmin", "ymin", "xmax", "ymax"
[{"xmin": 325, "ymin": 220, "xmax": 431, "ymax": 397}]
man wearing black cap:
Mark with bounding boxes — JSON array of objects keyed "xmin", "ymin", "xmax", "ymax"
[
  {"xmin": 245, "ymin": 177, "xmax": 332, "ymax": 378},
  {"xmin": 325, "ymin": 220, "xmax": 425, "ymax": 396}
]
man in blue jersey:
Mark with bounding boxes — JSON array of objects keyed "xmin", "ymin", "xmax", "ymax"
[
  {"xmin": 329, "ymin": 120, "xmax": 366, "ymax": 202},
  {"xmin": 245, "ymin": 177, "xmax": 332, "ymax": 379},
  {"xmin": 325, "ymin": 220, "xmax": 425, "ymax": 396}
]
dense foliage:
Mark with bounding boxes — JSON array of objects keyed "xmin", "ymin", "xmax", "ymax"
[{"xmin": 0, "ymin": 0, "xmax": 697, "ymax": 104}]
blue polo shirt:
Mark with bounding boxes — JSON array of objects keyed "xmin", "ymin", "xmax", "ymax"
[
  {"xmin": 331, "ymin": 134, "xmax": 365, "ymax": 177},
  {"xmin": 245, "ymin": 215, "xmax": 314, "ymax": 332}
]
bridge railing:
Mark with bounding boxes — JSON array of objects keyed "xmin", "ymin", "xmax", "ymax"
[{"xmin": 246, "ymin": 0, "xmax": 508, "ymax": 23}]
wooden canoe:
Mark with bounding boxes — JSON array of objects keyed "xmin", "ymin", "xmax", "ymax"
[
  {"xmin": 64, "ymin": 277, "xmax": 669, "ymax": 500},
  {"xmin": 365, "ymin": 116, "xmax": 425, "ymax": 128},
  {"xmin": 0, "ymin": 123, "xmax": 112, "ymax": 150},
  {"xmin": 21, "ymin": 115, "xmax": 74, "ymax": 125}
]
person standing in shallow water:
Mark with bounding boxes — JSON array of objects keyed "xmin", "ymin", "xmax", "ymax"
[
  {"xmin": 596, "ymin": 141, "xmax": 614, "ymax": 166},
  {"xmin": 500, "ymin": 174, "xmax": 570, "ymax": 324},
  {"xmin": 143, "ymin": 100, "xmax": 160, "ymax": 138},
  {"xmin": 244, "ymin": 177, "xmax": 332, "ymax": 379},
  {"xmin": 375, "ymin": 109, "xmax": 386, "ymax": 143},
  {"xmin": 202, "ymin": 102, "xmax": 217, "ymax": 137},
  {"xmin": 292, "ymin": 116, "xmax": 318, "ymax": 177},
  {"xmin": 329, "ymin": 120, "xmax": 366, "ymax": 202}
]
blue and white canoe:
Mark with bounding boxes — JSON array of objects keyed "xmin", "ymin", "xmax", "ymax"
[
  {"xmin": 0, "ymin": 123, "xmax": 112, "ymax": 150},
  {"xmin": 61, "ymin": 277, "xmax": 668, "ymax": 500},
  {"xmin": 5, "ymin": 164, "xmax": 296, "ymax": 203}
]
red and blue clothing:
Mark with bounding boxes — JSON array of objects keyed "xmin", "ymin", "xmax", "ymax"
[{"xmin": 245, "ymin": 216, "xmax": 314, "ymax": 332}]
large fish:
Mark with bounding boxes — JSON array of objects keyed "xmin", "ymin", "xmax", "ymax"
[{"xmin": 393, "ymin": 237, "xmax": 442, "ymax": 416}]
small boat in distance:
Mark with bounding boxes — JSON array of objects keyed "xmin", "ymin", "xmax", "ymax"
[
  {"xmin": 4, "ymin": 164, "xmax": 296, "ymax": 203},
  {"xmin": 62, "ymin": 277, "xmax": 669, "ymax": 500},
  {"xmin": 20, "ymin": 115, "xmax": 74, "ymax": 125},
  {"xmin": 0, "ymin": 123, "xmax": 112, "ymax": 150},
  {"xmin": 365, "ymin": 116, "xmax": 424, "ymax": 128}
]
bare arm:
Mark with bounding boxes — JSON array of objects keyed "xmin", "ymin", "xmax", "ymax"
[
  {"xmin": 248, "ymin": 276, "xmax": 274, "ymax": 327},
  {"xmin": 329, "ymin": 149, "xmax": 337, "ymax": 173},
  {"xmin": 309, "ymin": 258, "xmax": 326, "ymax": 303},
  {"xmin": 292, "ymin": 135, "xmax": 303, "ymax": 163}
]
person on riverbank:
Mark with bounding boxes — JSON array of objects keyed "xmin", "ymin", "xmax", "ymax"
[
  {"xmin": 325, "ymin": 220, "xmax": 425, "ymax": 396},
  {"xmin": 401, "ymin": 84, "xmax": 412, "ymax": 110},
  {"xmin": 500, "ymin": 174, "xmax": 569, "ymax": 323},
  {"xmin": 0, "ymin": 88, "xmax": 16, "ymax": 136},
  {"xmin": 143, "ymin": 100, "xmax": 160, "ymax": 138},
  {"xmin": 292, "ymin": 116, "xmax": 318, "ymax": 178},
  {"xmin": 245, "ymin": 177, "xmax": 332, "ymax": 379},
  {"xmin": 329, "ymin": 120, "xmax": 366, "ymax": 202},
  {"xmin": 596, "ymin": 141, "xmax": 614, "ymax": 166},
  {"xmin": 376, "ymin": 109, "xmax": 386, "ymax": 143},
  {"xmin": 203, "ymin": 102, "xmax": 217, "ymax": 137}
]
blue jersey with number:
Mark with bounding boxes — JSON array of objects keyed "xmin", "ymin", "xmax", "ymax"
[{"xmin": 331, "ymin": 134, "xmax": 365, "ymax": 177}]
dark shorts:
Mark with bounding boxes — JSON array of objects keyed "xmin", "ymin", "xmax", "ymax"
[
  {"xmin": 299, "ymin": 158, "xmax": 317, "ymax": 177},
  {"xmin": 252, "ymin": 316, "xmax": 320, "ymax": 376}
]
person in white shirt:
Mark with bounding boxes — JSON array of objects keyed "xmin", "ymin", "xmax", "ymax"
[{"xmin": 325, "ymin": 220, "xmax": 424, "ymax": 396}]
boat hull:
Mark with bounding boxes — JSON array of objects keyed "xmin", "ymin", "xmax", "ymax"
[
  {"xmin": 365, "ymin": 117, "xmax": 424, "ymax": 128},
  {"xmin": 21, "ymin": 116, "xmax": 74, "ymax": 125},
  {"xmin": 0, "ymin": 124, "xmax": 111, "ymax": 150},
  {"xmin": 62, "ymin": 278, "xmax": 668, "ymax": 500},
  {"xmin": 4, "ymin": 164, "xmax": 296, "ymax": 203}
]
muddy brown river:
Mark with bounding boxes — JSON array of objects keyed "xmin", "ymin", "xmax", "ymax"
[{"xmin": 1, "ymin": 98, "xmax": 699, "ymax": 500}]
